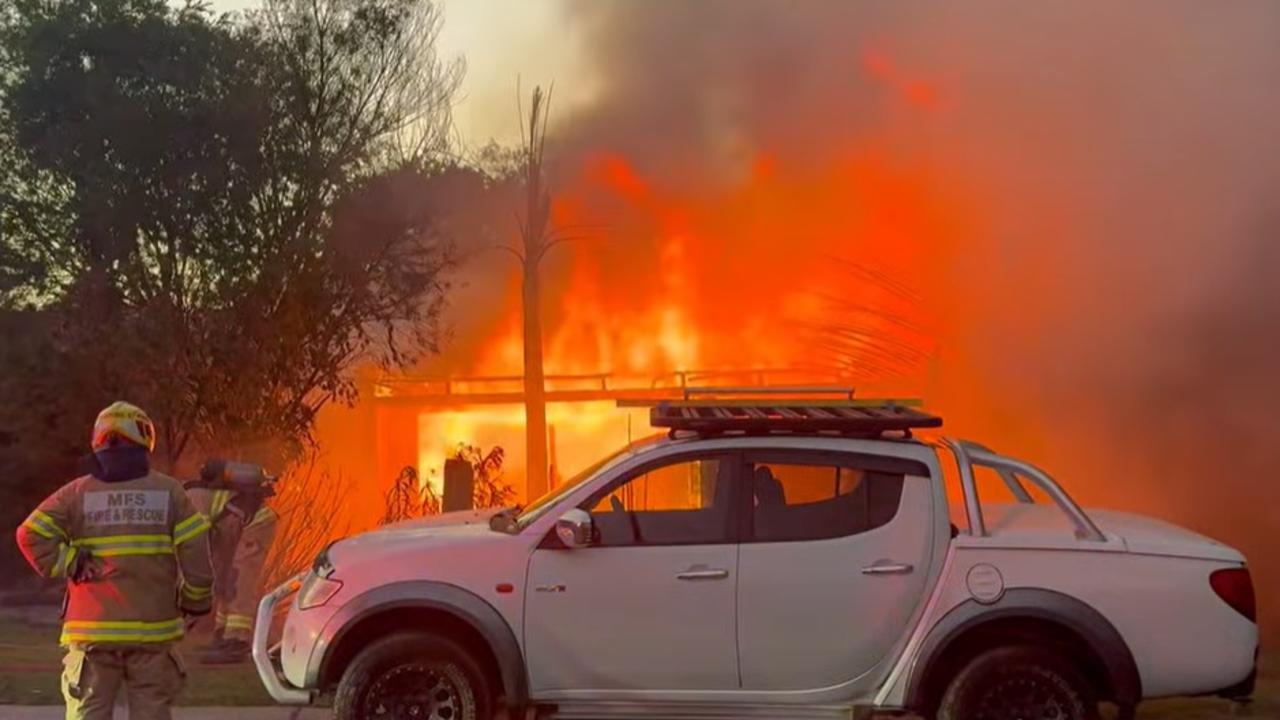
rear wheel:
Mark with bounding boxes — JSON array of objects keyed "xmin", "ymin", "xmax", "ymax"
[
  {"xmin": 937, "ymin": 645, "xmax": 1099, "ymax": 720},
  {"xmin": 334, "ymin": 632, "xmax": 494, "ymax": 720}
]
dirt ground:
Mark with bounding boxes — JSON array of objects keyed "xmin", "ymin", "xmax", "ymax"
[{"xmin": 0, "ymin": 606, "xmax": 1271, "ymax": 717}]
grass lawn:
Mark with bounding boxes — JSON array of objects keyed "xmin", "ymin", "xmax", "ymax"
[
  {"xmin": 0, "ymin": 610, "xmax": 1272, "ymax": 717},
  {"xmin": 0, "ymin": 610, "xmax": 273, "ymax": 706}
]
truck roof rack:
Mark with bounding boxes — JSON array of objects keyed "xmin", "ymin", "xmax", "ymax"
[{"xmin": 618, "ymin": 388, "xmax": 942, "ymax": 438}]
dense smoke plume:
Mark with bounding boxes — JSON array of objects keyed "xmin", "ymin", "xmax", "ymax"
[
  {"xmin": 381, "ymin": 1, "xmax": 1280, "ymax": 632},
  {"xmin": 517, "ymin": 1, "xmax": 1280, "ymax": 635}
]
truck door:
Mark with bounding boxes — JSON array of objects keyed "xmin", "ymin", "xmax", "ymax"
[
  {"xmin": 735, "ymin": 449, "xmax": 934, "ymax": 691},
  {"xmin": 525, "ymin": 452, "xmax": 742, "ymax": 694}
]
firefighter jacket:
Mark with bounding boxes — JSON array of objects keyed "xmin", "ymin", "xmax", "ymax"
[
  {"xmin": 192, "ymin": 488, "xmax": 277, "ymax": 529},
  {"xmin": 15, "ymin": 471, "xmax": 214, "ymax": 646},
  {"xmin": 189, "ymin": 487, "xmax": 277, "ymax": 603}
]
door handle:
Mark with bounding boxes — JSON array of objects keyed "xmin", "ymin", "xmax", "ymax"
[
  {"xmin": 861, "ymin": 562, "xmax": 914, "ymax": 575},
  {"xmin": 676, "ymin": 568, "xmax": 729, "ymax": 581}
]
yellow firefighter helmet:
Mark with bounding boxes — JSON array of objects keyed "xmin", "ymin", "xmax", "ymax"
[{"xmin": 92, "ymin": 401, "xmax": 156, "ymax": 452}]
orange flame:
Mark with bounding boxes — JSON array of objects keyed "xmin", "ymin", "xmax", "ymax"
[{"xmin": 415, "ymin": 138, "xmax": 983, "ymax": 498}]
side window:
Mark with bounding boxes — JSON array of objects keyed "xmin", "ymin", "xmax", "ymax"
[
  {"xmin": 586, "ymin": 455, "xmax": 733, "ymax": 546},
  {"xmin": 750, "ymin": 457, "xmax": 904, "ymax": 543}
]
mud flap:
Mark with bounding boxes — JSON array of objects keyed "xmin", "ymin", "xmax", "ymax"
[{"xmin": 1214, "ymin": 646, "xmax": 1257, "ymax": 701}]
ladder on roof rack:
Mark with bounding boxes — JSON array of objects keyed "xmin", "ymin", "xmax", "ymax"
[
  {"xmin": 619, "ymin": 391, "xmax": 941, "ymax": 437},
  {"xmin": 679, "ymin": 385, "xmax": 859, "ymax": 400}
]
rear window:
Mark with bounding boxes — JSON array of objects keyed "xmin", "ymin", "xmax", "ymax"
[{"xmin": 749, "ymin": 457, "xmax": 904, "ymax": 543}]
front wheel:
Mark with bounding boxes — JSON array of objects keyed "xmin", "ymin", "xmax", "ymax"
[
  {"xmin": 937, "ymin": 645, "xmax": 1099, "ymax": 720},
  {"xmin": 333, "ymin": 632, "xmax": 493, "ymax": 720}
]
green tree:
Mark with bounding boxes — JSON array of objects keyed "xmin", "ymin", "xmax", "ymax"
[{"xmin": 0, "ymin": 0, "xmax": 463, "ymax": 474}]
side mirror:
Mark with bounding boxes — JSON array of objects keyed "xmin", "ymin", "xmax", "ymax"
[{"xmin": 555, "ymin": 509, "xmax": 593, "ymax": 549}]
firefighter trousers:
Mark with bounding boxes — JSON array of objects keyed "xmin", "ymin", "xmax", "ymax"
[{"xmin": 62, "ymin": 644, "xmax": 185, "ymax": 720}]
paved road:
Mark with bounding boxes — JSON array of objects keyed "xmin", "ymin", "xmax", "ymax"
[{"xmin": 0, "ymin": 708, "xmax": 332, "ymax": 719}]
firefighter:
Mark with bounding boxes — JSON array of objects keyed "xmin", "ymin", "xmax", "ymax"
[
  {"xmin": 188, "ymin": 474, "xmax": 278, "ymax": 664},
  {"xmin": 15, "ymin": 401, "xmax": 214, "ymax": 720}
]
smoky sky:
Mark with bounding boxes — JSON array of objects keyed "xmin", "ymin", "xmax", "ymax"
[{"xmin": 535, "ymin": 0, "xmax": 1280, "ymax": 634}]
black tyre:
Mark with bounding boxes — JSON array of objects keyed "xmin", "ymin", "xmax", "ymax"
[
  {"xmin": 937, "ymin": 646, "xmax": 1099, "ymax": 720},
  {"xmin": 333, "ymin": 632, "xmax": 494, "ymax": 720}
]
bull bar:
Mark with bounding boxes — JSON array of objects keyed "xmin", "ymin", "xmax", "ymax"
[{"xmin": 251, "ymin": 572, "xmax": 313, "ymax": 704}]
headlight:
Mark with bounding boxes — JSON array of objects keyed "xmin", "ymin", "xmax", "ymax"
[{"xmin": 297, "ymin": 572, "xmax": 343, "ymax": 610}]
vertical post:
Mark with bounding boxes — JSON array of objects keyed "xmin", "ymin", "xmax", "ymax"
[
  {"xmin": 547, "ymin": 423, "xmax": 559, "ymax": 489},
  {"xmin": 519, "ymin": 245, "xmax": 545, "ymax": 499},
  {"xmin": 442, "ymin": 458, "xmax": 475, "ymax": 512},
  {"xmin": 519, "ymin": 86, "xmax": 553, "ymax": 502},
  {"xmin": 522, "ymin": 250, "xmax": 549, "ymax": 501},
  {"xmin": 377, "ymin": 405, "xmax": 421, "ymax": 506}
]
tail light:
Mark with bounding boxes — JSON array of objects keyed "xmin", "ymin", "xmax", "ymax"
[{"xmin": 1210, "ymin": 567, "xmax": 1256, "ymax": 622}]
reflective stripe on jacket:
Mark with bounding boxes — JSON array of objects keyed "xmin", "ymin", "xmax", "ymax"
[
  {"xmin": 15, "ymin": 471, "xmax": 215, "ymax": 646},
  {"xmin": 191, "ymin": 488, "xmax": 277, "ymax": 528}
]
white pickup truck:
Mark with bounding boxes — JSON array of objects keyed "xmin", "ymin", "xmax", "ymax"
[{"xmin": 252, "ymin": 399, "xmax": 1258, "ymax": 720}]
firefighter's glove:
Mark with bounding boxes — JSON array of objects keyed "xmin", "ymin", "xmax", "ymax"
[
  {"xmin": 182, "ymin": 610, "xmax": 209, "ymax": 631},
  {"xmin": 68, "ymin": 548, "xmax": 101, "ymax": 585}
]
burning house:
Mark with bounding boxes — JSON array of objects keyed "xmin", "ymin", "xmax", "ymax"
[{"xmin": 303, "ymin": 0, "xmax": 1280, "ymax": 635}]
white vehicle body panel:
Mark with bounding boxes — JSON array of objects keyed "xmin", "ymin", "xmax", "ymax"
[
  {"xmin": 875, "ymin": 503, "xmax": 1255, "ymax": 707},
  {"xmin": 281, "ymin": 520, "xmax": 535, "ymax": 688},
  {"xmin": 261, "ymin": 433, "xmax": 1258, "ymax": 717},
  {"xmin": 736, "ymin": 473, "xmax": 934, "ymax": 691},
  {"xmin": 523, "ymin": 436, "xmax": 954, "ymax": 706},
  {"xmin": 882, "ymin": 545, "xmax": 1255, "ymax": 701},
  {"xmin": 525, "ymin": 543, "xmax": 741, "ymax": 691}
]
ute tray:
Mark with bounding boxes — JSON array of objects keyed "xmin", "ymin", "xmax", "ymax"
[{"xmin": 645, "ymin": 398, "xmax": 942, "ymax": 436}]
